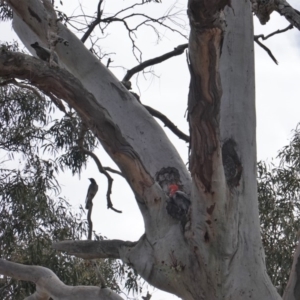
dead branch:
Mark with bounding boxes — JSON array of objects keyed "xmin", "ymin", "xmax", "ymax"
[
  {"xmin": 52, "ymin": 239, "xmax": 138, "ymax": 259},
  {"xmin": 255, "ymin": 24, "xmax": 293, "ymax": 40},
  {"xmin": 104, "ymin": 167, "xmax": 124, "ymax": 177},
  {"xmin": 81, "ymin": 0, "xmax": 104, "ymax": 43},
  {"xmin": 254, "ymin": 36, "xmax": 278, "ymax": 64},
  {"xmin": 254, "ymin": 24, "xmax": 293, "ymax": 65},
  {"xmin": 122, "ymin": 44, "xmax": 188, "ymax": 82},
  {"xmin": 78, "ymin": 123, "xmax": 122, "ymax": 214},
  {"xmin": 144, "ymin": 105, "xmax": 189, "ymax": 142},
  {"xmin": 275, "ymin": 0, "xmax": 300, "ymax": 30}
]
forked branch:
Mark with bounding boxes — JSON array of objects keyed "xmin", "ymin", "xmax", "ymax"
[
  {"xmin": 254, "ymin": 24, "xmax": 294, "ymax": 65},
  {"xmin": 77, "ymin": 123, "xmax": 122, "ymax": 213},
  {"xmin": 122, "ymin": 44, "xmax": 188, "ymax": 82}
]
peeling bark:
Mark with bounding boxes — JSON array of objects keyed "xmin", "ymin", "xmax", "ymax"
[{"xmin": 187, "ymin": 0, "xmax": 226, "ymax": 192}]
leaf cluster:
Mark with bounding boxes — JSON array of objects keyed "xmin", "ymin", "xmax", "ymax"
[
  {"xmin": 0, "ymin": 83, "xmax": 141, "ymax": 298},
  {"xmin": 258, "ymin": 126, "xmax": 300, "ymax": 294}
]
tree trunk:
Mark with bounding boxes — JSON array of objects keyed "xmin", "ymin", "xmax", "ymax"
[{"xmin": 0, "ymin": 0, "xmax": 281, "ymax": 299}]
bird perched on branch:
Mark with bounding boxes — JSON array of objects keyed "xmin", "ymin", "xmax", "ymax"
[
  {"xmin": 166, "ymin": 184, "xmax": 190, "ymax": 220},
  {"xmin": 30, "ymin": 42, "xmax": 58, "ymax": 64},
  {"xmin": 85, "ymin": 178, "xmax": 98, "ymax": 210}
]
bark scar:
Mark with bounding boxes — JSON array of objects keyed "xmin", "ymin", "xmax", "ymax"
[
  {"xmin": 28, "ymin": 7, "xmax": 42, "ymax": 23},
  {"xmin": 222, "ymin": 138, "xmax": 242, "ymax": 189}
]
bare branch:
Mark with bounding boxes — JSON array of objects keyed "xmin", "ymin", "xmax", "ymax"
[
  {"xmin": 104, "ymin": 167, "xmax": 124, "ymax": 177},
  {"xmin": 81, "ymin": 0, "xmax": 104, "ymax": 43},
  {"xmin": 122, "ymin": 43, "xmax": 188, "ymax": 82},
  {"xmin": 78, "ymin": 123, "xmax": 122, "ymax": 214},
  {"xmin": 0, "ymin": 259, "xmax": 123, "ymax": 300},
  {"xmin": 52, "ymin": 239, "xmax": 138, "ymax": 259},
  {"xmin": 144, "ymin": 105, "xmax": 189, "ymax": 143},
  {"xmin": 255, "ymin": 24, "xmax": 293, "ymax": 40},
  {"xmin": 254, "ymin": 36, "xmax": 278, "ymax": 65}
]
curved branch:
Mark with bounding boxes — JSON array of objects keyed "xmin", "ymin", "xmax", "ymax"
[
  {"xmin": 254, "ymin": 36, "xmax": 278, "ymax": 65},
  {"xmin": 255, "ymin": 24, "xmax": 293, "ymax": 40},
  {"xmin": 122, "ymin": 44, "xmax": 188, "ymax": 82},
  {"xmin": 0, "ymin": 259, "xmax": 123, "ymax": 300},
  {"xmin": 78, "ymin": 123, "xmax": 122, "ymax": 213},
  {"xmin": 275, "ymin": 0, "xmax": 300, "ymax": 30},
  {"xmin": 53, "ymin": 239, "xmax": 138, "ymax": 259},
  {"xmin": 254, "ymin": 24, "xmax": 293, "ymax": 65},
  {"xmin": 81, "ymin": 0, "xmax": 104, "ymax": 43},
  {"xmin": 144, "ymin": 105, "xmax": 189, "ymax": 143},
  {"xmin": 104, "ymin": 167, "xmax": 124, "ymax": 177}
]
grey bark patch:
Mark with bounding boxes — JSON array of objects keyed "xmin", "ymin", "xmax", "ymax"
[
  {"xmin": 294, "ymin": 256, "xmax": 300, "ymax": 299},
  {"xmin": 28, "ymin": 7, "xmax": 41, "ymax": 23},
  {"xmin": 222, "ymin": 138, "xmax": 242, "ymax": 188}
]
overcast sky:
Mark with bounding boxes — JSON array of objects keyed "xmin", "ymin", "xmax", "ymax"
[{"xmin": 1, "ymin": 1, "xmax": 300, "ymax": 299}]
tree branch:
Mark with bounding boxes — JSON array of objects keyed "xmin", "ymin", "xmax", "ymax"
[
  {"xmin": 275, "ymin": 0, "xmax": 300, "ymax": 30},
  {"xmin": 52, "ymin": 239, "xmax": 138, "ymax": 259},
  {"xmin": 283, "ymin": 237, "xmax": 300, "ymax": 300},
  {"xmin": 255, "ymin": 24, "xmax": 293, "ymax": 40},
  {"xmin": 254, "ymin": 36, "xmax": 278, "ymax": 65},
  {"xmin": 0, "ymin": 259, "xmax": 123, "ymax": 300},
  {"xmin": 144, "ymin": 105, "xmax": 189, "ymax": 143},
  {"xmin": 104, "ymin": 167, "xmax": 124, "ymax": 177},
  {"xmin": 122, "ymin": 44, "xmax": 188, "ymax": 82},
  {"xmin": 81, "ymin": 0, "xmax": 104, "ymax": 43},
  {"xmin": 78, "ymin": 123, "xmax": 122, "ymax": 213}
]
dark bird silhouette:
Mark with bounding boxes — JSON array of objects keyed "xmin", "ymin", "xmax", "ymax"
[
  {"xmin": 166, "ymin": 184, "xmax": 190, "ymax": 220},
  {"xmin": 85, "ymin": 178, "xmax": 98, "ymax": 210},
  {"xmin": 30, "ymin": 42, "xmax": 58, "ymax": 63}
]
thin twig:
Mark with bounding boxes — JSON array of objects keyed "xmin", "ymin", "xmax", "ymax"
[
  {"xmin": 254, "ymin": 37, "xmax": 278, "ymax": 65},
  {"xmin": 255, "ymin": 24, "xmax": 293, "ymax": 40},
  {"xmin": 81, "ymin": 0, "xmax": 104, "ymax": 43},
  {"xmin": 122, "ymin": 43, "xmax": 188, "ymax": 82},
  {"xmin": 104, "ymin": 167, "xmax": 124, "ymax": 177},
  {"xmin": 78, "ymin": 123, "xmax": 122, "ymax": 213},
  {"xmin": 254, "ymin": 24, "xmax": 294, "ymax": 65},
  {"xmin": 144, "ymin": 105, "xmax": 189, "ymax": 142}
]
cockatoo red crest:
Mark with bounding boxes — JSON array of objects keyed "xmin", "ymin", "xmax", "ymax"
[{"xmin": 168, "ymin": 184, "xmax": 179, "ymax": 196}]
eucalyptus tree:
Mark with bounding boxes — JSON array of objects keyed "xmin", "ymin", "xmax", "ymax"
[{"xmin": 1, "ymin": 0, "xmax": 300, "ymax": 299}]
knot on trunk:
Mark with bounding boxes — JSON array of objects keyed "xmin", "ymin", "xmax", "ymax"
[{"xmin": 222, "ymin": 138, "xmax": 242, "ymax": 188}]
